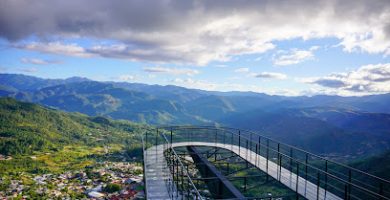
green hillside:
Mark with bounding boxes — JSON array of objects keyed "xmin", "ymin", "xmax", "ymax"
[
  {"xmin": 1, "ymin": 74, "xmax": 390, "ymax": 158},
  {"xmin": 6, "ymin": 80, "xmax": 209, "ymax": 125},
  {"xmin": 350, "ymin": 150, "xmax": 390, "ymax": 180},
  {"xmin": 0, "ymin": 97, "xmax": 145, "ymax": 175}
]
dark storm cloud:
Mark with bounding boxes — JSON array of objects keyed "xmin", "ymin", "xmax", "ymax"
[
  {"xmin": 1, "ymin": 0, "xmax": 390, "ymax": 64},
  {"xmin": 0, "ymin": 0, "xmax": 193, "ymax": 40}
]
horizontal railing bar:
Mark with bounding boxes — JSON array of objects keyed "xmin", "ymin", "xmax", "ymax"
[
  {"xmin": 169, "ymin": 125, "xmax": 390, "ymax": 185},
  {"xmin": 159, "ymin": 131, "xmax": 203, "ymax": 199},
  {"xmin": 155, "ymin": 126, "xmax": 390, "ymax": 199}
]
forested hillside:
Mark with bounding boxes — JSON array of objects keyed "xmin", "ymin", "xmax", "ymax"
[
  {"xmin": 1, "ymin": 74, "xmax": 390, "ymax": 159},
  {"xmin": 350, "ymin": 150, "xmax": 390, "ymax": 180},
  {"xmin": 0, "ymin": 97, "xmax": 145, "ymax": 174}
]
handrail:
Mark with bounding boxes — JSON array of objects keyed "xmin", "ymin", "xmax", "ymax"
[
  {"xmin": 140, "ymin": 132, "xmax": 148, "ymax": 199},
  {"xmin": 159, "ymin": 130, "xmax": 203, "ymax": 199},
  {"xmin": 221, "ymin": 126, "xmax": 390, "ymax": 184},
  {"xmin": 142, "ymin": 127, "xmax": 203, "ymax": 199},
  {"xmin": 164, "ymin": 125, "xmax": 390, "ymax": 185},
  {"xmin": 157, "ymin": 125, "xmax": 390, "ymax": 200}
]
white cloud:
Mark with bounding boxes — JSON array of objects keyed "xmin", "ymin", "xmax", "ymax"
[
  {"xmin": 172, "ymin": 78, "xmax": 218, "ymax": 90},
  {"xmin": 254, "ymin": 72, "xmax": 287, "ymax": 80},
  {"xmin": 171, "ymin": 78, "xmax": 299, "ymax": 95},
  {"xmin": 254, "ymin": 57, "xmax": 262, "ymax": 61},
  {"xmin": 117, "ymin": 75, "xmax": 136, "ymax": 81},
  {"xmin": 233, "ymin": 67, "xmax": 287, "ymax": 80},
  {"xmin": 144, "ymin": 66, "xmax": 199, "ymax": 76},
  {"xmin": 234, "ymin": 67, "xmax": 249, "ymax": 73},
  {"xmin": 17, "ymin": 67, "xmax": 38, "ymax": 73},
  {"xmin": 214, "ymin": 64, "xmax": 228, "ymax": 68},
  {"xmin": 3, "ymin": 0, "xmax": 390, "ymax": 65},
  {"xmin": 16, "ymin": 42, "xmax": 91, "ymax": 58},
  {"xmin": 305, "ymin": 63, "xmax": 390, "ymax": 94},
  {"xmin": 273, "ymin": 46, "xmax": 319, "ymax": 66},
  {"xmin": 21, "ymin": 58, "xmax": 61, "ymax": 65},
  {"xmin": 309, "ymin": 46, "xmax": 320, "ymax": 51}
]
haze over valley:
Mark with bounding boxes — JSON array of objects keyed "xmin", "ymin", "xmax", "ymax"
[{"xmin": 1, "ymin": 73, "xmax": 390, "ymax": 159}]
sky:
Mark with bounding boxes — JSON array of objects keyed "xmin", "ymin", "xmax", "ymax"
[{"xmin": 0, "ymin": 0, "xmax": 390, "ymax": 96}]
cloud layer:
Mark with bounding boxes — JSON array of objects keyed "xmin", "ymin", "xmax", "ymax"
[
  {"xmin": 1, "ymin": 0, "xmax": 390, "ymax": 64},
  {"xmin": 273, "ymin": 46, "xmax": 319, "ymax": 66},
  {"xmin": 21, "ymin": 57, "xmax": 61, "ymax": 65},
  {"xmin": 254, "ymin": 72, "xmax": 287, "ymax": 79},
  {"xmin": 308, "ymin": 63, "xmax": 390, "ymax": 94},
  {"xmin": 143, "ymin": 66, "xmax": 199, "ymax": 76}
]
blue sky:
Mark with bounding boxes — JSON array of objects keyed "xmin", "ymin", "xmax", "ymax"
[{"xmin": 1, "ymin": 0, "xmax": 390, "ymax": 96}]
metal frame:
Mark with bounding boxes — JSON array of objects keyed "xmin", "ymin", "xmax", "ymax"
[
  {"xmin": 176, "ymin": 146, "xmax": 294, "ymax": 199},
  {"xmin": 142, "ymin": 126, "xmax": 390, "ymax": 200},
  {"xmin": 143, "ymin": 128, "xmax": 203, "ymax": 199},
  {"xmin": 187, "ymin": 146, "xmax": 246, "ymax": 199}
]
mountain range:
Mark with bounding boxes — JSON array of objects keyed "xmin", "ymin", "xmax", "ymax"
[{"xmin": 1, "ymin": 73, "xmax": 390, "ymax": 158}]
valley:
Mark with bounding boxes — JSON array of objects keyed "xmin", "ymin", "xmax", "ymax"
[
  {"xmin": 2, "ymin": 74, "xmax": 390, "ymax": 159},
  {"xmin": 1, "ymin": 74, "xmax": 390, "ymax": 199}
]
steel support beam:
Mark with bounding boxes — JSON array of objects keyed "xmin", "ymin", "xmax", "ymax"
[{"xmin": 187, "ymin": 146, "xmax": 246, "ymax": 199}]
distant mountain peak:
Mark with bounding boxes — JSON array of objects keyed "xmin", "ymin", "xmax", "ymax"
[{"xmin": 64, "ymin": 76, "xmax": 91, "ymax": 83}]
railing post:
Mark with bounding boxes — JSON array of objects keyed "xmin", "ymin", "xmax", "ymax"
[
  {"xmin": 172, "ymin": 153, "xmax": 175, "ymax": 197},
  {"xmin": 266, "ymin": 139, "xmax": 269, "ymax": 177},
  {"xmin": 215, "ymin": 147, "xmax": 217, "ymax": 162},
  {"xmin": 317, "ymin": 172, "xmax": 320, "ymax": 200},
  {"xmin": 172, "ymin": 154, "xmax": 175, "ymax": 199},
  {"xmin": 258, "ymin": 137, "xmax": 261, "ymax": 158},
  {"xmin": 176, "ymin": 158, "xmax": 179, "ymax": 198},
  {"xmin": 325, "ymin": 160, "xmax": 328, "ymax": 195},
  {"xmin": 255, "ymin": 143, "xmax": 258, "ymax": 167},
  {"xmin": 250, "ymin": 133, "xmax": 253, "ymax": 161},
  {"xmin": 145, "ymin": 131, "xmax": 148, "ymax": 149},
  {"xmin": 170, "ymin": 127, "xmax": 173, "ymax": 145},
  {"xmin": 238, "ymin": 130, "xmax": 241, "ymax": 155},
  {"xmin": 290, "ymin": 148, "xmax": 293, "ymax": 171},
  {"xmin": 246, "ymin": 140, "xmax": 249, "ymax": 161},
  {"xmin": 155, "ymin": 128, "xmax": 158, "ymax": 162},
  {"xmin": 141, "ymin": 134, "xmax": 147, "ymax": 199},
  {"xmin": 156, "ymin": 128, "xmax": 158, "ymax": 145},
  {"xmin": 279, "ymin": 153, "xmax": 282, "ymax": 181},
  {"xmin": 278, "ymin": 143, "xmax": 281, "ymax": 181},
  {"xmin": 348, "ymin": 169, "xmax": 352, "ymax": 200},
  {"xmin": 296, "ymin": 162, "xmax": 300, "ymax": 200},
  {"xmin": 305, "ymin": 153, "xmax": 308, "ymax": 181},
  {"xmin": 181, "ymin": 165, "xmax": 184, "ymax": 195}
]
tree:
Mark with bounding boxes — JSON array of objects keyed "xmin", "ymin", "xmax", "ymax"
[{"xmin": 103, "ymin": 183, "xmax": 122, "ymax": 193}]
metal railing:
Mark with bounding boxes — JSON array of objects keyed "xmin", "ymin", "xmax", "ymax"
[
  {"xmin": 142, "ymin": 128, "xmax": 203, "ymax": 199},
  {"xmin": 143, "ymin": 126, "xmax": 390, "ymax": 200}
]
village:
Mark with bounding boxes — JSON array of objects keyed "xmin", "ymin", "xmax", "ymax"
[{"xmin": 0, "ymin": 161, "xmax": 145, "ymax": 199}]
